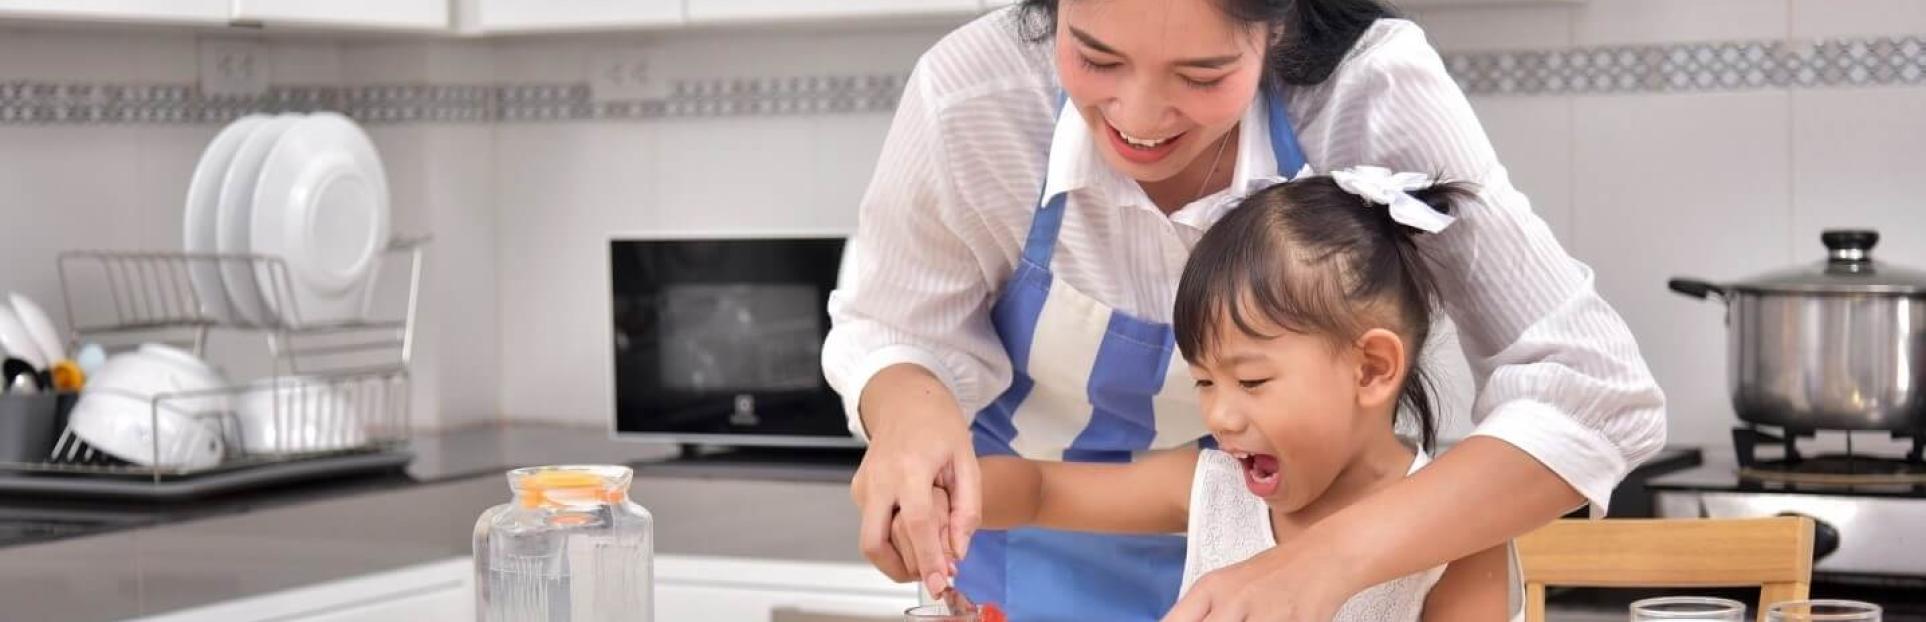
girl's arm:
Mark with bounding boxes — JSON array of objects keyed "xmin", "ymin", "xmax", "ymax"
[
  {"xmin": 1420, "ymin": 541, "xmax": 1513, "ymax": 621},
  {"xmin": 981, "ymin": 447, "xmax": 1198, "ymax": 534}
]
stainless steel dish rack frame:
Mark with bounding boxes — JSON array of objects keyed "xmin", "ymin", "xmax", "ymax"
[{"xmin": 0, "ymin": 238, "xmax": 426, "ymax": 495}]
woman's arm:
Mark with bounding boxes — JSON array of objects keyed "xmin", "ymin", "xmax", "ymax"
[
  {"xmin": 981, "ymin": 448, "xmax": 1198, "ymax": 533},
  {"xmin": 1422, "ymin": 538, "xmax": 1513, "ymax": 622}
]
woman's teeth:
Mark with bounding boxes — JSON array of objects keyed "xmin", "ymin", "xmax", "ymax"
[{"xmin": 1112, "ymin": 124, "xmax": 1175, "ymax": 148}]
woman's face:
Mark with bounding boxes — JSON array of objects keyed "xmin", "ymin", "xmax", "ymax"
[
  {"xmin": 1054, "ymin": 0, "xmax": 1270, "ymax": 183},
  {"xmin": 1189, "ymin": 321, "xmax": 1368, "ymax": 514}
]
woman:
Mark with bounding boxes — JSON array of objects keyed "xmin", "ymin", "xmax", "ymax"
[{"xmin": 824, "ymin": 0, "xmax": 1667, "ymax": 620}]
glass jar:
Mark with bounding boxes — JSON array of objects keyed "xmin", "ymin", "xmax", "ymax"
[{"xmin": 474, "ymin": 465, "xmax": 654, "ymax": 622}]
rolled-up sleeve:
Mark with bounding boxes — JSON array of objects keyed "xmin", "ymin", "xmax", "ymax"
[
  {"xmin": 1319, "ymin": 23, "xmax": 1668, "ymax": 516},
  {"xmin": 822, "ymin": 57, "xmax": 1012, "ymax": 443}
]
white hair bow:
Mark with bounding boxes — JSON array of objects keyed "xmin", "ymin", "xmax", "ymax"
[{"xmin": 1329, "ymin": 166, "xmax": 1455, "ymax": 233}]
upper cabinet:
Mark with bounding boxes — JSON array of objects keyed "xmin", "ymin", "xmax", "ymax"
[
  {"xmin": 463, "ymin": 0, "xmax": 683, "ymax": 34},
  {"xmin": 233, "ymin": 0, "xmax": 449, "ymax": 31},
  {"xmin": 684, "ymin": 0, "xmax": 981, "ymax": 25},
  {"xmin": 0, "ymin": 0, "xmax": 229, "ymax": 26}
]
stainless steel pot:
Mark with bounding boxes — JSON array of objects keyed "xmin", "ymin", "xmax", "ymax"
[{"xmin": 1670, "ymin": 230, "xmax": 1926, "ymax": 432}]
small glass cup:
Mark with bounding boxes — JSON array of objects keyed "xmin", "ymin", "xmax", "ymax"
[
  {"xmin": 905, "ymin": 604, "xmax": 977, "ymax": 621},
  {"xmin": 1765, "ymin": 600, "xmax": 1882, "ymax": 621},
  {"xmin": 1631, "ymin": 596, "xmax": 1748, "ymax": 621}
]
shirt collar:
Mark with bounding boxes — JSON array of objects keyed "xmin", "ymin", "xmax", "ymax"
[{"xmin": 1038, "ymin": 89, "xmax": 1279, "ymax": 226}]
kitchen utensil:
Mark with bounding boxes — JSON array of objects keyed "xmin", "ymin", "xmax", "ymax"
[
  {"xmin": 185, "ymin": 114, "xmax": 270, "ymax": 323},
  {"xmin": 0, "ymin": 305, "xmax": 48, "ymax": 371},
  {"xmin": 1766, "ymin": 600, "xmax": 1882, "ymax": 621},
  {"xmin": 233, "ymin": 375, "xmax": 363, "ymax": 455},
  {"xmin": 49, "ymin": 360, "xmax": 83, "ymax": 392},
  {"xmin": 250, "ymin": 111, "xmax": 389, "ymax": 326},
  {"xmin": 67, "ymin": 345, "xmax": 228, "ymax": 470},
  {"xmin": 1631, "ymin": 596, "xmax": 1746, "ymax": 621},
  {"xmin": 7, "ymin": 293, "xmax": 65, "ymax": 364},
  {"xmin": 0, "ymin": 393, "xmax": 60, "ymax": 464},
  {"xmin": 218, "ymin": 113, "xmax": 304, "ymax": 326},
  {"xmin": 1669, "ymin": 229, "xmax": 1926, "ymax": 432},
  {"xmin": 2, "ymin": 358, "xmax": 40, "ymax": 393},
  {"xmin": 475, "ymin": 465, "xmax": 654, "ymax": 622}
]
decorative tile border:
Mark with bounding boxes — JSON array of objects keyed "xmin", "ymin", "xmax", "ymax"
[
  {"xmin": 3, "ymin": 33, "xmax": 1925, "ymax": 124},
  {"xmin": 1444, "ymin": 34, "xmax": 1926, "ymax": 96},
  {"xmin": 0, "ymin": 72, "xmax": 906, "ymax": 125}
]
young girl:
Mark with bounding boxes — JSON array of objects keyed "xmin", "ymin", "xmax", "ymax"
[{"xmin": 882, "ymin": 169, "xmax": 1511, "ymax": 620}]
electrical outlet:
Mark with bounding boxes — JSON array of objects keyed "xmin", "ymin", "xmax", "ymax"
[
  {"xmin": 589, "ymin": 48, "xmax": 663, "ymax": 102},
  {"xmin": 199, "ymin": 39, "xmax": 267, "ymax": 98}
]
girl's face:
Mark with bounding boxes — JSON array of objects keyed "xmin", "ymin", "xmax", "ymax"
[
  {"xmin": 1054, "ymin": 0, "xmax": 1270, "ymax": 183},
  {"xmin": 1189, "ymin": 317, "xmax": 1401, "ymax": 514}
]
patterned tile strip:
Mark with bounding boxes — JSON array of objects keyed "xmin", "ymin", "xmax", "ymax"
[
  {"xmin": 0, "ymin": 33, "xmax": 1922, "ymax": 124},
  {"xmin": 1443, "ymin": 35, "xmax": 1926, "ymax": 96}
]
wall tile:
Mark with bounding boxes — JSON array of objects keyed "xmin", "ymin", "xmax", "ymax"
[
  {"xmin": 1572, "ymin": 0, "xmax": 1789, "ymax": 47},
  {"xmin": 1571, "ymin": 91, "xmax": 1793, "ymax": 449},
  {"xmin": 1790, "ymin": 87, "xmax": 1926, "ymax": 269},
  {"xmin": 1471, "ymin": 95, "xmax": 1576, "ymax": 243},
  {"xmin": 1791, "ymin": 0, "xmax": 1926, "ymax": 40},
  {"xmin": 1406, "ymin": 5, "xmax": 1575, "ymax": 53}
]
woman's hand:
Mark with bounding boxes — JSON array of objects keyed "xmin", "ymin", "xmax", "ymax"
[
  {"xmin": 852, "ymin": 364, "xmax": 983, "ymax": 596},
  {"xmin": 1161, "ymin": 536, "xmax": 1360, "ymax": 622}
]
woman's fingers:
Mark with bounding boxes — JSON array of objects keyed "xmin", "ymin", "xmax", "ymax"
[{"xmin": 944, "ymin": 451, "xmax": 983, "ymax": 558}]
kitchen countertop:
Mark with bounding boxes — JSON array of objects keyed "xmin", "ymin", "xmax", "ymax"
[
  {"xmin": 0, "ymin": 425, "xmax": 871, "ymax": 621},
  {"xmin": 2, "ymin": 428, "xmax": 1920, "ymax": 621}
]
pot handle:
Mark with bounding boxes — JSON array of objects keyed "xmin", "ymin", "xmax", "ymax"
[{"xmin": 1667, "ymin": 278, "xmax": 1728, "ymax": 301}]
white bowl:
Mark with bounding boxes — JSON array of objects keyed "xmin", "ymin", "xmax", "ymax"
[
  {"xmin": 234, "ymin": 376, "xmax": 364, "ymax": 455},
  {"xmin": 68, "ymin": 345, "xmax": 230, "ymax": 470}
]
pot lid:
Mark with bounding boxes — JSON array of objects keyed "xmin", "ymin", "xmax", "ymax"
[{"xmin": 1735, "ymin": 230, "xmax": 1926, "ymax": 295}]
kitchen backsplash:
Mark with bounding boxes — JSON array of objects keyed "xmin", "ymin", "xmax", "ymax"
[{"xmin": 1, "ymin": 0, "xmax": 1923, "ymax": 450}]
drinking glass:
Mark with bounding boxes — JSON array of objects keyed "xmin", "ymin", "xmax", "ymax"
[
  {"xmin": 1631, "ymin": 596, "xmax": 1747, "ymax": 621},
  {"xmin": 1765, "ymin": 600, "xmax": 1882, "ymax": 621}
]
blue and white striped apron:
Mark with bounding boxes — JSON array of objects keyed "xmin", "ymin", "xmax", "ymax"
[{"xmin": 956, "ymin": 88, "xmax": 1309, "ymax": 621}]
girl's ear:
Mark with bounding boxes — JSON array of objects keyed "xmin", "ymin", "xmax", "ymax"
[{"xmin": 1353, "ymin": 328, "xmax": 1407, "ymax": 410}]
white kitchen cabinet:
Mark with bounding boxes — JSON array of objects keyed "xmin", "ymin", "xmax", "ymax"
[
  {"xmin": 659, "ymin": 555, "xmax": 919, "ymax": 621},
  {"xmin": 131, "ymin": 555, "xmax": 913, "ymax": 622},
  {"xmin": 232, "ymin": 0, "xmax": 448, "ymax": 31},
  {"xmin": 129, "ymin": 557, "xmax": 473, "ymax": 622},
  {"xmin": 465, "ymin": 0, "xmax": 683, "ymax": 34},
  {"xmin": 0, "ymin": 0, "xmax": 228, "ymax": 26},
  {"xmin": 685, "ymin": 0, "xmax": 981, "ymax": 25}
]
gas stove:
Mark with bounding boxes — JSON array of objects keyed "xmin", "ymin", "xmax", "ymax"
[{"xmin": 1648, "ymin": 426, "xmax": 1926, "ymax": 582}]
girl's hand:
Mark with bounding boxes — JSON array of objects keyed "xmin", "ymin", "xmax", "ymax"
[
  {"xmin": 887, "ymin": 485, "xmax": 959, "ymax": 590},
  {"xmin": 1161, "ymin": 538, "xmax": 1360, "ymax": 622}
]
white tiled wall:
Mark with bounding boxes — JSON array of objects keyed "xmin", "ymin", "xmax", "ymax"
[
  {"xmin": 1413, "ymin": 0, "xmax": 1926, "ymax": 452},
  {"xmin": 488, "ymin": 28, "xmax": 934, "ymax": 426}
]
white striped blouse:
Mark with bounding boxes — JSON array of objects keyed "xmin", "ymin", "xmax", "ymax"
[{"xmin": 822, "ymin": 8, "xmax": 1666, "ymax": 515}]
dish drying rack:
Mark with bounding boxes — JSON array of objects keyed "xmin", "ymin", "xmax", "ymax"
[{"xmin": 0, "ymin": 238, "xmax": 427, "ymax": 500}]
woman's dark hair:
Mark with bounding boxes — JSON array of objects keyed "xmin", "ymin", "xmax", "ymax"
[
  {"xmin": 1016, "ymin": 0, "xmax": 1399, "ymax": 85},
  {"xmin": 1172, "ymin": 175, "xmax": 1476, "ymax": 451}
]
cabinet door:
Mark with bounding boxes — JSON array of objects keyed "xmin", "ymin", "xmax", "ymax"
[
  {"xmin": 686, "ymin": 0, "xmax": 980, "ymax": 25},
  {"xmin": 0, "ymin": 0, "xmax": 227, "ymax": 25},
  {"xmin": 232, "ymin": 0, "xmax": 448, "ymax": 31},
  {"xmin": 471, "ymin": 0, "xmax": 683, "ymax": 33}
]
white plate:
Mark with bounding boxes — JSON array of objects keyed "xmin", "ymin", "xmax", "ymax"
[
  {"xmin": 8, "ymin": 292, "xmax": 65, "ymax": 363},
  {"xmin": 0, "ymin": 304, "xmax": 47, "ymax": 369},
  {"xmin": 217, "ymin": 114, "xmax": 304, "ymax": 327},
  {"xmin": 250, "ymin": 112, "xmax": 389, "ymax": 326},
  {"xmin": 184, "ymin": 114, "xmax": 269, "ymax": 323}
]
